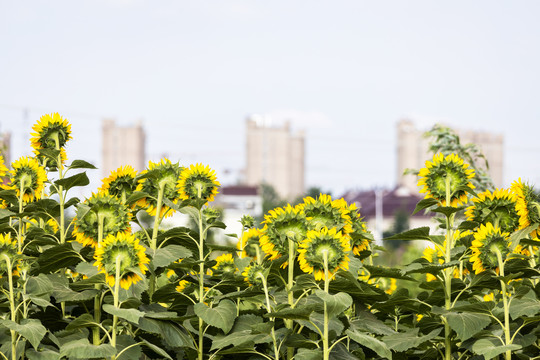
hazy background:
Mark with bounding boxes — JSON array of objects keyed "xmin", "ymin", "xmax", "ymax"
[{"xmin": 1, "ymin": 1, "xmax": 540, "ymax": 197}]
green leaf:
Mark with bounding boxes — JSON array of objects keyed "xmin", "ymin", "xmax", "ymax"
[
  {"xmin": 0, "ymin": 319, "xmax": 47, "ymax": 350},
  {"xmin": 210, "ymin": 330, "xmax": 271, "ymax": 351},
  {"xmin": 383, "ymin": 328, "xmax": 440, "ymax": 352},
  {"xmin": 471, "ymin": 338, "xmax": 521, "ymax": 358},
  {"xmin": 346, "ymin": 330, "xmax": 392, "ymax": 359},
  {"xmin": 68, "ymin": 160, "xmax": 97, "ymax": 170},
  {"xmin": 103, "ymin": 304, "xmax": 144, "ymax": 324},
  {"xmin": 54, "ymin": 172, "xmax": 90, "ymax": 191},
  {"xmin": 509, "ymin": 297, "xmax": 540, "ymax": 320},
  {"xmin": 314, "ymin": 291, "xmax": 353, "ymax": 318},
  {"xmin": 60, "ymin": 338, "xmax": 116, "ymax": 359},
  {"xmin": 116, "ymin": 335, "xmax": 142, "ymax": 360},
  {"xmin": 137, "ymin": 318, "xmax": 194, "ymax": 349},
  {"xmin": 140, "ymin": 339, "xmax": 173, "ymax": 360},
  {"xmin": 446, "ymin": 312, "xmax": 491, "ymax": 341},
  {"xmin": 66, "ymin": 314, "xmax": 99, "ymax": 331},
  {"xmin": 38, "ymin": 243, "xmax": 82, "ymax": 274},
  {"xmin": 266, "ymin": 304, "xmax": 318, "ymax": 320},
  {"xmin": 432, "ymin": 205, "xmax": 466, "ymax": 217},
  {"xmin": 412, "ymin": 198, "xmax": 439, "ymax": 215},
  {"xmin": 194, "ymin": 300, "xmax": 237, "ymax": 334},
  {"xmin": 26, "ymin": 349, "xmax": 61, "ymax": 360},
  {"xmin": 25, "ymin": 274, "xmax": 55, "ymax": 307},
  {"xmin": 350, "ymin": 312, "xmax": 397, "ymax": 336},
  {"xmin": 295, "ymin": 349, "xmax": 323, "ymax": 360},
  {"xmin": 0, "ymin": 208, "xmax": 15, "ymax": 220},
  {"xmin": 382, "ymin": 227, "xmax": 431, "ymax": 241},
  {"xmin": 403, "ymin": 259, "xmax": 460, "ymax": 275},
  {"xmin": 152, "ymin": 245, "xmax": 192, "ymax": 268}
]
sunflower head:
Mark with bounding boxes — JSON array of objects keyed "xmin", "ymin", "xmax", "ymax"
[
  {"xmin": 6, "ymin": 157, "xmax": 47, "ymax": 203},
  {"xmin": 99, "ymin": 165, "xmax": 138, "ymax": 202},
  {"xmin": 465, "ymin": 188, "xmax": 520, "ymax": 234},
  {"xmin": 73, "ymin": 193, "xmax": 132, "ymax": 248},
  {"xmin": 93, "ymin": 232, "xmax": 149, "ymax": 290},
  {"xmin": 211, "ymin": 253, "xmax": 237, "ymax": 275},
  {"xmin": 242, "ymin": 263, "xmax": 267, "ymax": 286},
  {"xmin": 30, "ymin": 113, "xmax": 72, "ymax": 151},
  {"xmin": 136, "ymin": 159, "xmax": 183, "ymax": 218},
  {"xmin": 240, "ymin": 215, "xmax": 255, "ymax": 230},
  {"xmin": 298, "ymin": 227, "xmax": 351, "ymax": 281},
  {"xmin": 238, "ymin": 228, "xmax": 263, "ymax": 258},
  {"xmin": 417, "ymin": 153, "xmax": 475, "ymax": 207},
  {"xmin": 0, "ymin": 156, "xmax": 8, "ymax": 178},
  {"xmin": 348, "ymin": 205, "xmax": 373, "ymax": 256},
  {"xmin": 177, "ymin": 163, "xmax": 220, "ymax": 204},
  {"xmin": 469, "ymin": 223, "xmax": 510, "ymax": 274},
  {"xmin": 259, "ymin": 204, "xmax": 308, "ymax": 262},
  {"xmin": 26, "ymin": 218, "xmax": 59, "ymax": 235},
  {"xmin": 0, "ymin": 233, "xmax": 20, "ymax": 277},
  {"xmin": 511, "ymin": 179, "xmax": 540, "ymax": 238},
  {"xmin": 301, "ymin": 194, "xmax": 353, "ymax": 235}
]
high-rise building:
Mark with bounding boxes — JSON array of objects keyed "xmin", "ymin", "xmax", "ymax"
[
  {"xmin": 245, "ymin": 115, "xmax": 305, "ymax": 200},
  {"xmin": 396, "ymin": 119, "xmax": 504, "ymax": 192},
  {"xmin": 102, "ymin": 119, "xmax": 145, "ymax": 177},
  {"xmin": 0, "ymin": 131, "xmax": 11, "ymax": 166}
]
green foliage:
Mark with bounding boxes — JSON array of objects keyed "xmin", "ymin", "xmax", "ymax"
[{"xmin": 3, "ymin": 116, "xmax": 540, "ymax": 360}]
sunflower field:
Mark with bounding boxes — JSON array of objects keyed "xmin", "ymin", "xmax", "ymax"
[{"xmin": 1, "ymin": 114, "xmax": 540, "ymax": 360}]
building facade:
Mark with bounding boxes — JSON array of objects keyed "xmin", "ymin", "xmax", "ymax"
[
  {"xmin": 245, "ymin": 115, "xmax": 305, "ymax": 200},
  {"xmin": 396, "ymin": 119, "xmax": 504, "ymax": 192},
  {"xmin": 102, "ymin": 119, "xmax": 145, "ymax": 177}
]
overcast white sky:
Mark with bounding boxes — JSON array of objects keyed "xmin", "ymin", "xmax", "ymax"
[{"xmin": 1, "ymin": 1, "xmax": 540, "ymax": 197}]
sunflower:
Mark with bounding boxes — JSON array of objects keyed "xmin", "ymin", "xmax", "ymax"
[
  {"xmin": 176, "ymin": 280, "xmax": 191, "ymax": 293},
  {"xmin": 0, "ymin": 155, "xmax": 8, "ymax": 178},
  {"xmin": 469, "ymin": 223, "xmax": 511, "ymax": 274},
  {"xmin": 238, "ymin": 228, "xmax": 262, "ymax": 258},
  {"xmin": 99, "ymin": 165, "xmax": 138, "ymax": 202},
  {"xmin": 242, "ymin": 263, "xmax": 267, "ymax": 286},
  {"xmin": 26, "ymin": 218, "xmax": 59, "ymax": 235},
  {"xmin": 93, "ymin": 232, "xmax": 149, "ymax": 290},
  {"xmin": 6, "ymin": 156, "xmax": 47, "ymax": 203},
  {"xmin": 298, "ymin": 227, "xmax": 351, "ymax": 281},
  {"xmin": 31, "ymin": 113, "xmax": 72, "ymax": 151},
  {"xmin": 136, "ymin": 159, "xmax": 183, "ymax": 218},
  {"xmin": 259, "ymin": 204, "xmax": 308, "ymax": 262},
  {"xmin": 465, "ymin": 188, "xmax": 520, "ymax": 234},
  {"xmin": 417, "ymin": 153, "xmax": 475, "ymax": 207},
  {"xmin": 423, "ymin": 231, "xmax": 471, "ymax": 281},
  {"xmin": 511, "ymin": 178, "xmax": 540, "ymax": 238},
  {"xmin": 73, "ymin": 193, "xmax": 132, "ymax": 248},
  {"xmin": 177, "ymin": 163, "xmax": 220, "ymax": 203},
  {"xmin": 300, "ymin": 194, "xmax": 353, "ymax": 235},
  {"xmin": 211, "ymin": 253, "xmax": 237, "ymax": 275},
  {"xmin": 0, "ymin": 233, "xmax": 20, "ymax": 277},
  {"xmin": 348, "ymin": 204, "xmax": 373, "ymax": 256}
]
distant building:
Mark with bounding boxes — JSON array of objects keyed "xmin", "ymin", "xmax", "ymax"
[
  {"xmin": 396, "ymin": 119, "xmax": 503, "ymax": 193},
  {"xmin": 102, "ymin": 119, "xmax": 145, "ymax": 177},
  {"xmin": 212, "ymin": 185, "xmax": 263, "ymax": 243},
  {"xmin": 0, "ymin": 131, "xmax": 11, "ymax": 166},
  {"xmin": 245, "ymin": 115, "xmax": 305, "ymax": 200},
  {"xmin": 342, "ymin": 186, "xmax": 434, "ymax": 243}
]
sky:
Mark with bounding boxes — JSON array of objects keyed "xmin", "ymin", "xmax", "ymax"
[{"xmin": 1, "ymin": 1, "xmax": 540, "ymax": 198}]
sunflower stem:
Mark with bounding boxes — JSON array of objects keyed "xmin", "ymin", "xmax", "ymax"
[
  {"xmin": 54, "ymin": 136, "xmax": 66, "ymax": 244},
  {"xmin": 198, "ymin": 208, "xmax": 205, "ymax": 360},
  {"xmin": 260, "ymin": 274, "xmax": 280, "ymax": 360},
  {"xmin": 323, "ymin": 251, "xmax": 330, "ymax": 360},
  {"xmin": 286, "ymin": 236, "xmax": 295, "ymax": 360},
  {"xmin": 149, "ymin": 183, "xmax": 165, "ymax": 298},
  {"xmin": 495, "ymin": 248, "xmax": 512, "ymax": 360},
  {"xmin": 17, "ymin": 181, "xmax": 24, "ymax": 253},
  {"xmin": 443, "ymin": 175, "xmax": 455, "ymax": 360},
  {"xmin": 111, "ymin": 256, "xmax": 122, "ymax": 360},
  {"xmin": 3, "ymin": 255, "xmax": 17, "ymax": 360},
  {"xmin": 93, "ymin": 214, "xmax": 105, "ymax": 345}
]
